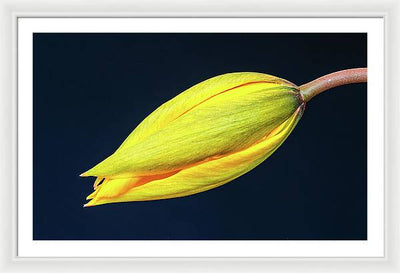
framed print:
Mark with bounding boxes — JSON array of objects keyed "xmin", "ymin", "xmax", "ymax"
[
  {"xmin": 18, "ymin": 17, "xmax": 382, "ymax": 257},
  {"xmin": 0, "ymin": 0, "xmax": 399, "ymax": 272}
]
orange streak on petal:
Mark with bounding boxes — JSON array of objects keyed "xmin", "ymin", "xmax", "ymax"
[{"xmin": 87, "ymin": 170, "xmax": 181, "ymax": 203}]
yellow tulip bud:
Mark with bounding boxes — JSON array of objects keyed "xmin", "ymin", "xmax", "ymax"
[{"xmin": 81, "ymin": 72, "xmax": 305, "ymax": 207}]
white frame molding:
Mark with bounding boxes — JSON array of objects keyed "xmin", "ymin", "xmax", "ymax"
[
  {"xmin": 1, "ymin": 0, "xmax": 399, "ymax": 272},
  {"xmin": 17, "ymin": 17, "xmax": 384, "ymax": 259}
]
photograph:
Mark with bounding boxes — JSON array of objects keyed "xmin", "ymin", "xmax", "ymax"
[{"xmin": 32, "ymin": 32, "xmax": 367, "ymax": 241}]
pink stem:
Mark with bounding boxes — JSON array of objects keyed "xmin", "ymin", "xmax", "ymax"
[{"xmin": 299, "ymin": 68, "xmax": 367, "ymax": 102}]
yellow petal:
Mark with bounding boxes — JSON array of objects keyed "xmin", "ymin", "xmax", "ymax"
[
  {"xmin": 116, "ymin": 72, "xmax": 298, "ymax": 150},
  {"xmin": 84, "ymin": 105, "xmax": 303, "ymax": 207},
  {"xmin": 83, "ymin": 80, "xmax": 301, "ymax": 178}
]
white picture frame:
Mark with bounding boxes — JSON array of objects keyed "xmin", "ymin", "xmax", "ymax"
[{"xmin": 1, "ymin": 0, "xmax": 399, "ymax": 272}]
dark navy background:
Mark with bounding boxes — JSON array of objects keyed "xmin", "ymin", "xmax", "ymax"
[{"xmin": 33, "ymin": 33, "xmax": 367, "ymax": 240}]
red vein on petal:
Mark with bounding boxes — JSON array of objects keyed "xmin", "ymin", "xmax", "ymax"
[{"xmin": 173, "ymin": 81, "xmax": 298, "ymax": 122}]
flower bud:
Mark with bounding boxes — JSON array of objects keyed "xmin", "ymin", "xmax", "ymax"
[{"xmin": 81, "ymin": 72, "xmax": 305, "ymax": 206}]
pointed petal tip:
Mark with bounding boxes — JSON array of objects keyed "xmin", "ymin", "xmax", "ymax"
[
  {"xmin": 79, "ymin": 172, "xmax": 88, "ymax": 177},
  {"xmin": 83, "ymin": 202, "xmax": 93, "ymax": 208},
  {"xmin": 84, "ymin": 198, "xmax": 106, "ymax": 207},
  {"xmin": 84, "ymin": 196, "xmax": 102, "ymax": 207}
]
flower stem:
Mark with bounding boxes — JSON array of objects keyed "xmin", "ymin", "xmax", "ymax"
[{"xmin": 299, "ymin": 68, "xmax": 367, "ymax": 102}]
